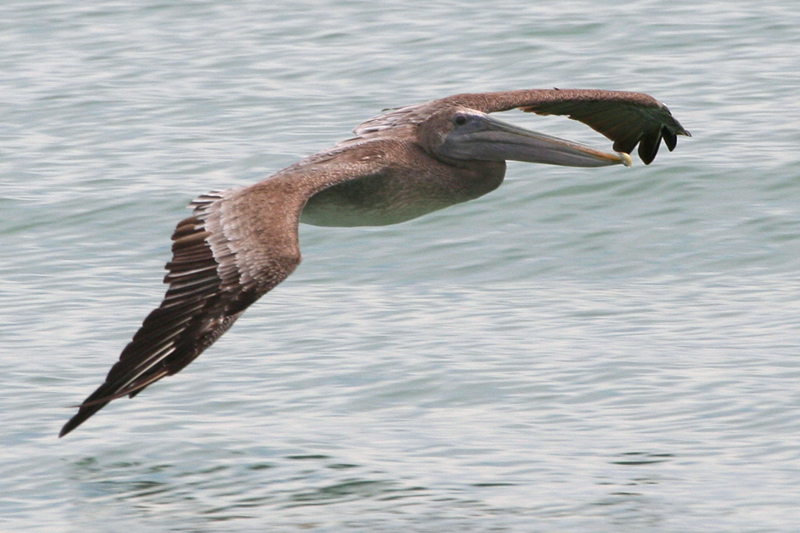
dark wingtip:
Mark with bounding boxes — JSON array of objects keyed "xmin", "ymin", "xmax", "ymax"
[
  {"xmin": 59, "ymin": 387, "xmax": 125, "ymax": 438},
  {"xmin": 663, "ymin": 127, "xmax": 677, "ymax": 152},
  {"xmin": 59, "ymin": 402, "xmax": 106, "ymax": 438},
  {"xmin": 637, "ymin": 130, "xmax": 662, "ymax": 165},
  {"xmin": 59, "ymin": 417, "xmax": 80, "ymax": 438}
]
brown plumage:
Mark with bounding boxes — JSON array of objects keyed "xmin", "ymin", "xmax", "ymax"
[{"xmin": 60, "ymin": 89, "xmax": 689, "ymax": 437}]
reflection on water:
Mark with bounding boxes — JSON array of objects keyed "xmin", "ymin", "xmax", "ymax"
[
  {"xmin": 609, "ymin": 452, "xmax": 673, "ymax": 466},
  {"xmin": 61, "ymin": 445, "xmax": 686, "ymax": 530}
]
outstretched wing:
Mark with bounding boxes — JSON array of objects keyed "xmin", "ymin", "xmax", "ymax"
[
  {"xmin": 59, "ymin": 190, "xmax": 293, "ymax": 437},
  {"xmin": 446, "ymin": 89, "xmax": 690, "ymax": 165},
  {"xmin": 60, "ymin": 151, "xmax": 389, "ymax": 437}
]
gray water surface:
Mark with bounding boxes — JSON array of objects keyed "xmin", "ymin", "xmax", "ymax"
[{"xmin": 3, "ymin": 1, "xmax": 800, "ymax": 531}]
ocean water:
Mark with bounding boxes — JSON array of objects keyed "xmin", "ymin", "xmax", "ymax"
[{"xmin": 3, "ymin": 1, "xmax": 800, "ymax": 531}]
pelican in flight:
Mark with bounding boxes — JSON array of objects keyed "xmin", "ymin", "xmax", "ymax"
[{"xmin": 60, "ymin": 89, "xmax": 689, "ymax": 437}]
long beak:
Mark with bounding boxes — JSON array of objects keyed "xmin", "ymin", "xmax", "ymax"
[{"xmin": 447, "ymin": 114, "xmax": 632, "ymax": 168}]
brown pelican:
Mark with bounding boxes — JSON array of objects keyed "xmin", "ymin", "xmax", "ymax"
[{"xmin": 60, "ymin": 89, "xmax": 689, "ymax": 437}]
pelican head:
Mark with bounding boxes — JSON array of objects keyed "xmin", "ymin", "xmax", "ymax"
[{"xmin": 427, "ymin": 107, "xmax": 632, "ymax": 168}]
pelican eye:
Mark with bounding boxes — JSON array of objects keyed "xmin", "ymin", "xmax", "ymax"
[{"xmin": 454, "ymin": 114, "xmax": 467, "ymax": 126}]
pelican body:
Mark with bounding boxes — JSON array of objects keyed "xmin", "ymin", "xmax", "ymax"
[{"xmin": 60, "ymin": 89, "xmax": 689, "ymax": 437}]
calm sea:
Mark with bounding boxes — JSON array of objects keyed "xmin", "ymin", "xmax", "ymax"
[{"xmin": 2, "ymin": 1, "xmax": 800, "ymax": 531}]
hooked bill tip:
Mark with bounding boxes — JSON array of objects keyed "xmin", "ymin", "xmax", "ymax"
[{"xmin": 619, "ymin": 152, "xmax": 633, "ymax": 167}]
